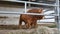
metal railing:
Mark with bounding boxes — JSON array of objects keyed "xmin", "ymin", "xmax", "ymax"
[{"xmin": 0, "ymin": 0, "xmax": 59, "ymax": 16}]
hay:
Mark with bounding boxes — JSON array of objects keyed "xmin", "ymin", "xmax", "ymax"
[
  {"xmin": 37, "ymin": 26, "xmax": 54, "ymax": 34},
  {"xmin": 3, "ymin": 26, "xmax": 58, "ymax": 34}
]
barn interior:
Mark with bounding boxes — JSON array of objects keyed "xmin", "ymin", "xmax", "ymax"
[{"xmin": 0, "ymin": 0, "xmax": 59, "ymax": 34}]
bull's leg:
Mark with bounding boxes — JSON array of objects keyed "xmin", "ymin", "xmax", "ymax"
[
  {"xmin": 31, "ymin": 22, "xmax": 34, "ymax": 28},
  {"xmin": 28, "ymin": 23, "xmax": 31, "ymax": 29},
  {"xmin": 32, "ymin": 20, "xmax": 37, "ymax": 28},
  {"xmin": 25, "ymin": 20, "xmax": 31, "ymax": 29},
  {"xmin": 27, "ymin": 23, "xmax": 31, "ymax": 29},
  {"xmin": 24, "ymin": 21, "xmax": 27, "ymax": 28},
  {"xmin": 34, "ymin": 22, "xmax": 37, "ymax": 28}
]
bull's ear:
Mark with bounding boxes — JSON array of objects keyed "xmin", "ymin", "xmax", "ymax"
[
  {"xmin": 40, "ymin": 8, "xmax": 43, "ymax": 11},
  {"xmin": 39, "ymin": 8, "xmax": 43, "ymax": 13}
]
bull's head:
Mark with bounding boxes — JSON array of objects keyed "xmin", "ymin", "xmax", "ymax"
[
  {"xmin": 27, "ymin": 8, "xmax": 43, "ymax": 13},
  {"xmin": 27, "ymin": 8, "xmax": 44, "ymax": 20}
]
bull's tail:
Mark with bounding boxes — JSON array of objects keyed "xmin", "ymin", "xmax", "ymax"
[{"xmin": 19, "ymin": 14, "xmax": 22, "ymax": 25}]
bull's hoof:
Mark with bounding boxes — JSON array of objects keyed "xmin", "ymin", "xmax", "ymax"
[{"xmin": 19, "ymin": 25, "xmax": 22, "ymax": 29}]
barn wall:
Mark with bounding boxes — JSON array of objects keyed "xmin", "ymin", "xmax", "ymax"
[{"xmin": 0, "ymin": 4, "xmax": 23, "ymax": 25}]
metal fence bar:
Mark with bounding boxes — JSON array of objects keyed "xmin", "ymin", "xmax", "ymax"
[
  {"xmin": 0, "ymin": 13, "xmax": 58, "ymax": 16},
  {"xmin": 26, "ymin": 1, "xmax": 58, "ymax": 7},
  {"xmin": 38, "ymin": 20, "xmax": 55, "ymax": 23},
  {"xmin": 44, "ymin": 18, "xmax": 55, "ymax": 19},
  {"xmin": 1, "ymin": 1, "xmax": 58, "ymax": 7}
]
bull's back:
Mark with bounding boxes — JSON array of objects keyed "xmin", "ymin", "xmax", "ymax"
[{"xmin": 20, "ymin": 14, "xmax": 32, "ymax": 20}]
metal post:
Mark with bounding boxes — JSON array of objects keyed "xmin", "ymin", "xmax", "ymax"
[
  {"xmin": 55, "ymin": 0, "xmax": 60, "ymax": 33},
  {"xmin": 28, "ymin": 0, "xmax": 31, "ymax": 7},
  {"xmin": 55, "ymin": 0, "xmax": 59, "ymax": 16},
  {"xmin": 25, "ymin": 2, "xmax": 27, "ymax": 13},
  {"xmin": 56, "ymin": 0, "xmax": 59, "ymax": 33}
]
